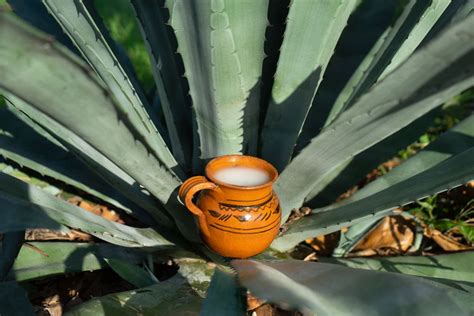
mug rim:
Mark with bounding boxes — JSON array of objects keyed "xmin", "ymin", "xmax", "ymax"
[{"xmin": 205, "ymin": 154, "xmax": 278, "ymax": 190}]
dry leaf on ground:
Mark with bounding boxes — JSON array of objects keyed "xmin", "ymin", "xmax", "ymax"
[
  {"xmin": 351, "ymin": 216, "xmax": 415, "ymax": 257},
  {"xmin": 425, "ymin": 227, "xmax": 474, "ymax": 251}
]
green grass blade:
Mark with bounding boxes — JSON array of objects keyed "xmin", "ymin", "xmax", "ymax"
[
  {"xmin": 131, "ymin": 0, "xmax": 194, "ymax": 170},
  {"xmin": 0, "ymin": 14, "xmax": 181, "ymax": 218},
  {"xmin": 273, "ymin": 147, "xmax": 474, "ymax": 251},
  {"xmin": 7, "ymin": 242, "xmax": 145, "ymax": 282},
  {"xmin": 66, "ymin": 277, "xmax": 202, "ymax": 315},
  {"xmin": 276, "ymin": 15, "xmax": 474, "ymax": 219},
  {"xmin": 0, "ymin": 281, "xmax": 35, "ymax": 316},
  {"xmin": 322, "ymin": 251, "xmax": 474, "ymax": 283},
  {"xmin": 41, "ymin": 0, "xmax": 180, "ymax": 172},
  {"xmin": 232, "ymin": 259, "xmax": 474, "ymax": 315},
  {"xmin": 165, "ymin": 0, "xmax": 268, "ymax": 165},
  {"xmin": 0, "ymin": 172, "xmax": 174, "ymax": 248},
  {"xmin": 201, "ymin": 267, "xmax": 246, "ymax": 316},
  {"xmin": 260, "ymin": 0, "xmax": 358, "ymax": 171}
]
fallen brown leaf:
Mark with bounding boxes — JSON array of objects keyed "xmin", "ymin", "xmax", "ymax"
[
  {"xmin": 351, "ymin": 216, "xmax": 414, "ymax": 257},
  {"xmin": 425, "ymin": 228, "xmax": 474, "ymax": 251},
  {"xmin": 247, "ymin": 292, "xmax": 266, "ymax": 311}
]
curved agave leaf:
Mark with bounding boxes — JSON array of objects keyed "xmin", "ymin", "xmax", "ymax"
[
  {"xmin": 105, "ymin": 258, "xmax": 158, "ymax": 288},
  {"xmin": 7, "ymin": 0, "xmax": 79, "ymax": 54},
  {"xmin": 326, "ymin": 0, "xmax": 433, "ymax": 124},
  {"xmin": 201, "ymin": 267, "xmax": 246, "ymax": 316},
  {"xmin": 273, "ymin": 146, "xmax": 474, "ymax": 251},
  {"xmin": 0, "ymin": 172, "xmax": 174, "ymax": 248},
  {"xmin": 165, "ymin": 0, "xmax": 268, "ymax": 166},
  {"xmin": 3, "ymin": 93, "xmax": 174, "ymax": 227},
  {"xmin": 0, "ymin": 281, "xmax": 35, "ymax": 316},
  {"xmin": 335, "ymin": 114, "xmax": 474, "ymax": 205},
  {"xmin": 232, "ymin": 260, "xmax": 474, "ymax": 315},
  {"xmin": 276, "ymin": 14, "xmax": 474, "ymax": 219},
  {"xmin": 322, "ymin": 251, "xmax": 474, "ymax": 283},
  {"xmin": 7, "ymin": 242, "xmax": 145, "ymax": 282},
  {"xmin": 0, "ymin": 107, "xmax": 156, "ymax": 224},
  {"xmin": 66, "ymin": 276, "xmax": 202, "ymax": 315},
  {"xmin": 378, "ymin": 0, "xmax": 451, "ymax": 79},
  {"xmin": 40, "ymin": 0, "xmax": 181, "ymax": 174},
  {"xmin": 0, "ymin": 231, "xmax": 24, "ymax": 280},
  {"xmin": 0, "ymin": 14, "xmax": 183, "ymax": 226},
  {"xmin": 130, "ymin": 0, "xmax": 194, "ymax": 170},
  {"xmin": 298, "ymin": 0, "xmax": 398, "ymax": 149},
  {"xmin": 260, "ymin": 0, "xmax": 358, "ymax": 171},
  {"xmin": 304, "ymin": 108, "xmax": 438, "ymax": 208}
]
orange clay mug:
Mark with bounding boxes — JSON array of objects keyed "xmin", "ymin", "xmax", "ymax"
[{"xmin": 178, "ymin": 155, "xmax": 281, "ymax": 258}]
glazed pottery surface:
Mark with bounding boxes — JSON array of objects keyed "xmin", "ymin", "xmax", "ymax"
[{"xmin": 178, "ymin": 155, "xmax": 281, "ymax": 258}]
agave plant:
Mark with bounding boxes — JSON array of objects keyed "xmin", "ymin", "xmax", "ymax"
[{"xmin": 1, "ymin": 0, "xmax": 474, "ymax": 314}]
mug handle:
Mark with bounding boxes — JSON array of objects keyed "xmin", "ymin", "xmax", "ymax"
[{"xmin": 178, "ymin": 176, "xmax": 218, "ymax": 238}]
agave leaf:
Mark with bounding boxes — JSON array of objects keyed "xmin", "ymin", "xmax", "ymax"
[
  {"xmin": 304, "ymin": 109, "xmax": 438, "ymax": 208},
  {"xmin": 379, "ymin": 0, "xmax": 451, "ymax": 79},
  {"xmin": 0, "ymin": 231, "xmax": 24, "ymax": 280},
  {"xmin": 260, "ymin": 0, "xmax": 358, "ymax": 171},
  {"xmin": 231, "ymin": 259, "xmax": 474, "ymax": 315},
  {"xmin": 273, "ymin": 146, "xmax": 474, "ymax": 251},
  {"xmin": 7, "ymin": 0, "xmax": 79, "ymax": 53},
  {"xmin": 326, "ymin": 0, "xmax": 434, "ymax": 124},
  {"xmin": 3, "ymin": 94, "xmax": 174, "ymax": 227},
  {"xmin": 201, "ymin": 267, "xmax": 246, "ymax": 316},
  {"xmin": 276, "ymin": 15, "xmax": 474, "ymax": 219},
  {"xmin": 66, "ymin": 276, "xmax": 202, "ymax": 315},
  {"xmin": 130, "ymin": 0, "xmax": 193, "ymax": 170},
  {"xmin": 7, "ymin": 242, "xmax": 145, "ymax": 282},
  {"xmin": 322, "ymin": 251, "xmax": 474, "ymax": 283},
  {"xmin": 40, "ymin": 0, "xmax": 180, "ymax": 173},
  {"xmin": 335, "ymin": 114, "xmax": 474, "ymax": 205},
  {"xmin": 105, "ymin": 258, "xmax": 158, "ymax": 288},
  {"xmin": 0, "ymin": 107, "xmax": 155, "ymax": 224},
  {"xmin": 331, "ymin": 214, "xmax": 386, "ymax": 258},
  {"xmin": 297, "ymin": 0, "xmax": 398, "ymax": 149},
  {"xmin": 0, "ymin": 281, "xmax": 35, "ymax": 316},
  {"xmin": 0, "ymin": 172, "xmax": 174, "ymax": 248},
  {"xmin": 422, "ymin": 0, "xmax": 474, "ymax": 44},
  {"xmin": 0, "ymin": 14, "xmax": 182, "ymax": 224},
  {"xmin": 165, "ymin": 0, "xmax": 268, "ymax": 165}
]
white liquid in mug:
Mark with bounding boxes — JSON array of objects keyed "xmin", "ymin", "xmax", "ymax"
[{"xmin": 213, "ymin": 167, "xmax": 270, "ymax": 187}]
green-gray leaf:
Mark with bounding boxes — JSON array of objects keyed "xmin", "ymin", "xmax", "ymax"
[
  {"xmin": 0, "ymin": 13, "xmax": 181, "ymax": 225},
  {"xmin": 0, "ymin": 172, "xmax": 173, "ymax": 248},
  {"xmin": 201, "ymin": 267, "xmax": 245, "ymax": 316},
  {"xmin": 166, "ymin": 0, "xmax": 268, "ymax": 164},
  {"xmin": 276, "ymin": 14, "xmax": 474, "ymax": 219},
  {"xmin": 41, "ymin": 0, "xmax": 179, "ymax": 172},
  {"xmin": 7, "ymin": 242, "xmax": 145, "ymax": 282},
  {"xmin": 321, "ymin": 251, "xmax": 474, "ymax": 283},
  {"xmin": 232, "ymin": 259, "xmax": 474, "ymax": 316},
  {"xmin": 260, "ymin": 0, "xmax": 358, "ymax": 171},
  {"xmin": 66, "ymin": 276, "xmax": 202, "ymax": 316},
  {"xmin": 273, "ymin": 146, "xmax": 474, "ymax": 251}
]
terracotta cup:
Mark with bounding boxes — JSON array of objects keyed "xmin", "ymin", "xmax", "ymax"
[{"xmin": 178, "ymin": 155, "xmax": 281, "ymax": 258}]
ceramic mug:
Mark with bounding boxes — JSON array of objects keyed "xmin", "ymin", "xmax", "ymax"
[{"xmin": 178, "ymin": 155, "xmax": 281, "ymax": 258}]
